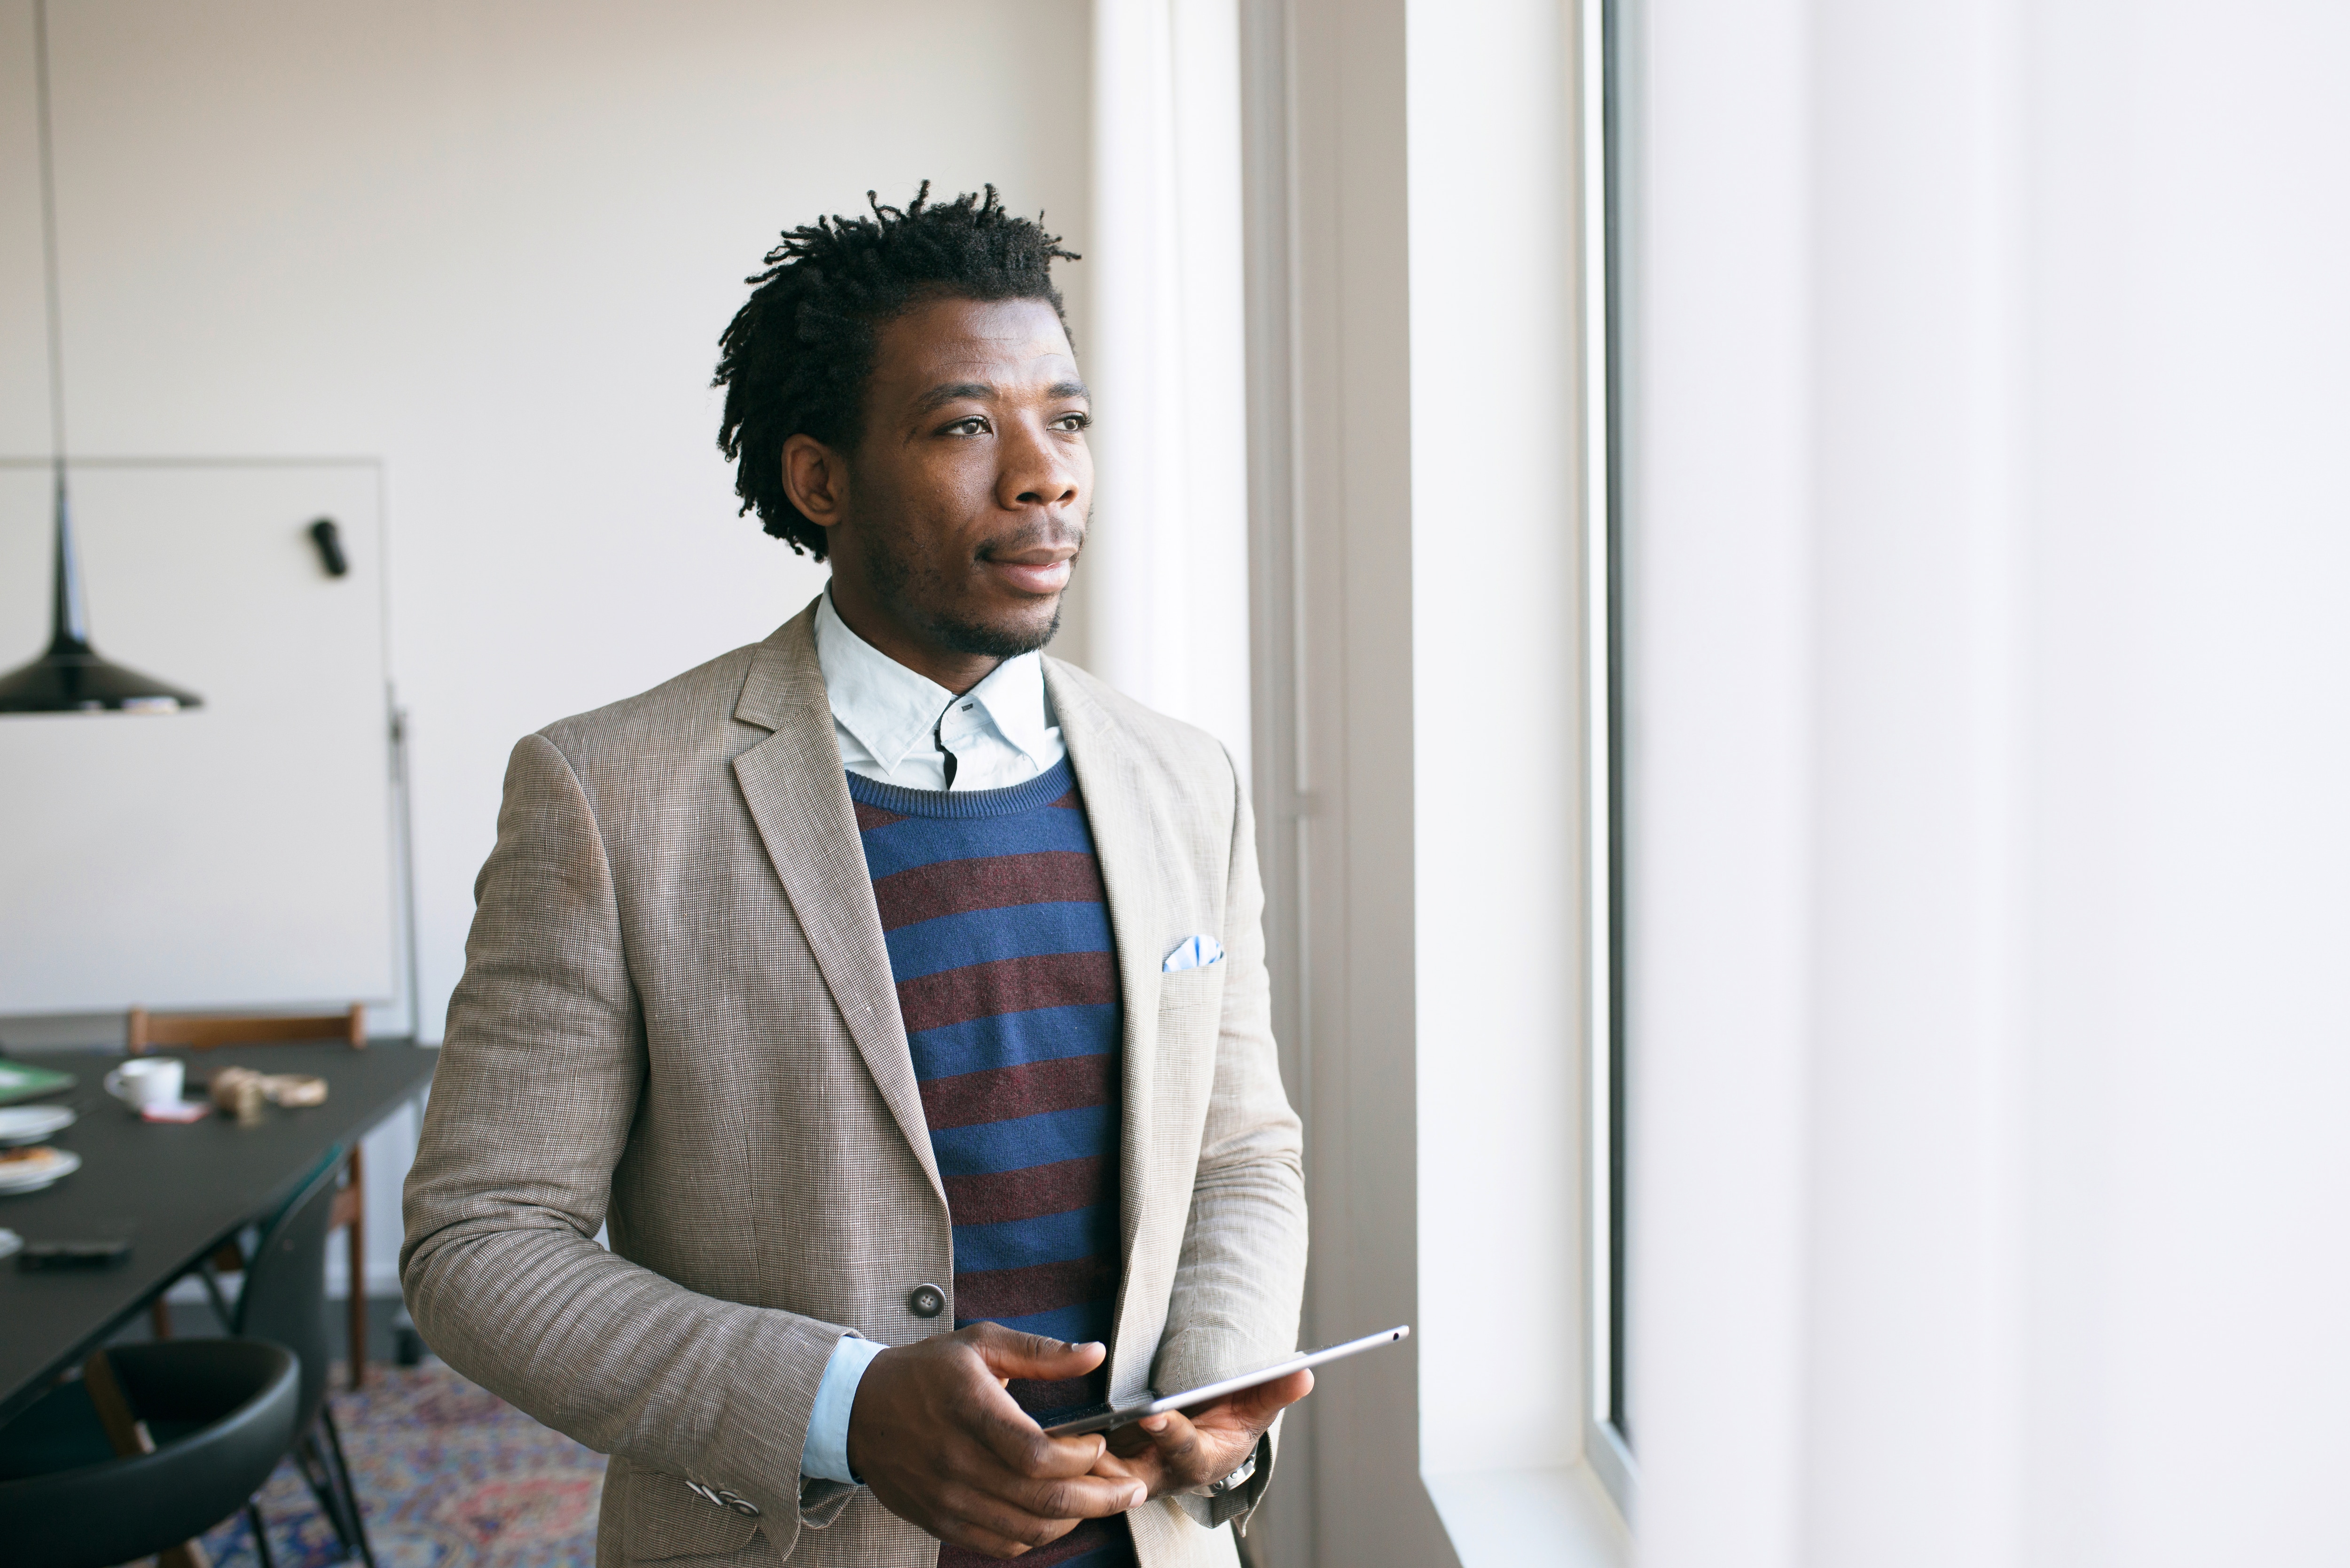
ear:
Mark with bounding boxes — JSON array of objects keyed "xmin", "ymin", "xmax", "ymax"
[{"xmin": 782, "ymin": 434, "xmax": 850, "ymax": 534}]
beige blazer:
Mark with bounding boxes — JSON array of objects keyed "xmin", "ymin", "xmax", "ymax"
[{"xmin": 401, "ymin": 601, "xmax": 1308, "ymax": 1567}]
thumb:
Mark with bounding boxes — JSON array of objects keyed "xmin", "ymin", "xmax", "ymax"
[{"xmin": 971, "ymin": 1324, "xmax": 1108, "ymax": 1382}]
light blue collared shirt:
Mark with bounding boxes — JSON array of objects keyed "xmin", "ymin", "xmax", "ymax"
[{"xmin": 814, "ymin": 587, "xmax": 1066, "ymax": 792}]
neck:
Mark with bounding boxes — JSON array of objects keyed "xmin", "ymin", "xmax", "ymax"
[{"xmin": 825, "ymin": 577, "xmax": 1003, "ymax": 696}]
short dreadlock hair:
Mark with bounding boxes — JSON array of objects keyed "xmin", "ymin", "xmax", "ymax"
[{"xmin": 713, "ymin": 183, "xmax": 1081, "ymax": 560}]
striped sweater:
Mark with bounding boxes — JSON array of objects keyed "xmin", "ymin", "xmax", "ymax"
[{"xmin": 848, "ymin": 757, "xmax": 1137, "ymax": 1568}]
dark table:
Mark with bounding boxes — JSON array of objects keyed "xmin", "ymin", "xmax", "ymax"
[{"xmin": 0, "ymin": 1042, "xmax": 438, "ymax": 1424}]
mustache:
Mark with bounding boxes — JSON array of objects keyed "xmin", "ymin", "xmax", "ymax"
[{"xmin": 973, "ymin": 516, "xmax": 1087, "ymax": 561}]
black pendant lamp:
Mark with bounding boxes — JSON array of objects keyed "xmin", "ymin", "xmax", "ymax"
[{"xmin": 0, "ymin": 0, "xmax": 201, "ymax": 715}]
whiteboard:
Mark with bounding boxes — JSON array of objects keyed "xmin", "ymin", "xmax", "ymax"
[{"xmin": 0, "ymin": 461, "xmax": 397, "ymax": 1015}]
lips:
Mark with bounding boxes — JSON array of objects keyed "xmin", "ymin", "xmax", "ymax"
[{"xmin": 987, "ymin": 557, "xmax": 1073, "ymax": 595}]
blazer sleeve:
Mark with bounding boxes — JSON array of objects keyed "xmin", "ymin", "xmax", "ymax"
[
  {"xmin": 401, "ymin": 733, "xmax": 851, "ymax": 1545},
  {"xmin": 1152, "ymin": 750, "xmax": 1311, "ymax": 1533}
]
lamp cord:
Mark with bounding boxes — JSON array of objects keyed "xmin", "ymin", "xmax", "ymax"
[{"xmin": 31, "ymin": 0, "xmax": 69, "ymax": 467}]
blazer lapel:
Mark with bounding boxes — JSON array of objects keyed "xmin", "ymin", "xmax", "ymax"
[
  {"xmin": 732, "ymin": 602, "xmax": 945, "ymax": 1203},
  {"xmin": 1047, "ymin": 663, "xmax": 1165, "ymax": 1291}
]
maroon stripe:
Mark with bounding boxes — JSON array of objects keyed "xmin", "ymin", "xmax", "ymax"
[
  {"xmin": 872, "ymin": 851, "xmax": 1105, "ymax": 932},
  {"xmin": 1007, "ymin": 1373, "xmax": 1104, "ymax": 1417},
  {"xmin": 1049, "ymin": 788, "xmax": 1083, "ymax": 809},
  {"xmin": 898, "ymin": 951, "xmax": 1119, "ymax": 1035},
  {"xmin": 940, "ymin": 1513, "xmax": 1128, "ymax": 1568},
  {"xmin": 853, "ymin": 800, "xmax": 905, "ymax": 832},
  {"xmin": 956, "ymin": 1254, "xmax": 1119, "ymax": 1321},
  {"xmin": 944, "ymin": 1157, "xmax": 1108, "ymax": 1228},
  {"xmin": 920, "ymin": 1053, "xmax": 1114, "ymax": 1132}
]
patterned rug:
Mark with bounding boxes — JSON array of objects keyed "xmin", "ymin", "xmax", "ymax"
[{"xmin": 196, "ymin": 1362, "xmax": 606, "ymax": 1568}]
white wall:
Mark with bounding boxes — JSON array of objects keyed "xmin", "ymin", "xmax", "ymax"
[
  {"xmin": 1632, "ymin": 2, "xmax": 2350, "ymax": 1565},
  {"xmin": 1, "ymin": 0, "xmax": 1090, "ymax": 1289}
]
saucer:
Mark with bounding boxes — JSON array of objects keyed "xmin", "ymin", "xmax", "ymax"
[
  {"xmin": 0, "ymin": 1105, "xmax": 76, "ymax": 1146},
  {"xmin": 0, "ymin": 1146, "xmax": 81, "ymax": 1194}
]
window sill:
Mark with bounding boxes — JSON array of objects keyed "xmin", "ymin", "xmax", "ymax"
[{"xmin": 1424, "ymin": 1462, "xmax": 1629, "ymax": 1568}]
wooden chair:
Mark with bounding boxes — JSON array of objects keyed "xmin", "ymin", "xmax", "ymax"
[{"xmin": 129, "ymin": 1004, "xmax": 373, "ymax": 1389}]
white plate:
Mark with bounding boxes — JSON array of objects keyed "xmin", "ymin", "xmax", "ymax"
[
  {"xmin": 0, "ymin": 1147, "xmax": 80, "ymax": 1193},
  {"xmin": 0, "ymin": 1105, "xmax": 76, "ymax": 1146}
]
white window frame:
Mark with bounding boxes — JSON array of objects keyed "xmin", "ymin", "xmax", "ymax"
[{"xmin": 1581, "ymin": 0, "xmax": 1639, "ymax": 1523}]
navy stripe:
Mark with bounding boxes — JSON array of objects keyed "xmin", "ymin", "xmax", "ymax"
[
  {"xmin": 929, "ymin": 1103, "xmax": 1114, "ymax": 1178},
  {"xmin": 962, "ymin": 1299, "xmax": 1119, "ymax": 1344},
  {"xmin": 884, "ymin": 901, "xmax": 1114, "ymax": 983},
  {"xmin": 906, "ymin": 1004, "xmax": 1122, "ymax": 1081},
  {"xmin": 953, "ymin": 1202, "xmax": 1118, "ymax": 1273}
]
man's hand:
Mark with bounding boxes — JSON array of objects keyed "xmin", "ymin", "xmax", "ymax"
[
  {"xmin": 847, "ymin": 1324, "xmax": 1149, "ymax": 1559},
  {"xmin": 1093, "ymin": 1369, "xmax": 1312, "ymax": 1502}
]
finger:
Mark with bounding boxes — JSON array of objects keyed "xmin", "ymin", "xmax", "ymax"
[
  {"xmin": 970, "ymin": 1323, "xmax": 1109, "ymax": 1384},
  {"xmin": 1086, "ymin": 1448, "xmax": 1150, "ymax": 1482},
  {"xmin": 956, "ymin": 1375, "xmax": 1112, "ymax": 1478},
  {"xmin": 967, "ymin": 1398, "xmax": 1112, "ymax": 1478},
  {"xmin": 1005, "ymin": 1469, "xmax": 1150, "ymax": 1521},
  {"xmin": 1241, "ymin": 1373, "xmax": 1316, "ymax": 1420},
  {"xmin": 924, "ymin": 1490, "xmax": 1070, "ymax": 1561},
  {"xmin": 940, "ymin": 1339, "xmax": 1111, "ymax": 1478},
  {"xmin": 1206, "ymin": 1368, "xmax": 1315, "ymax": 1431},
  {"xmin": 1103, "ymin": 1420, "xmax": 1161, "ymax": 1459},
  {"xmin": 1136, "ymin": 1409, "xmax": 1204, "ymax": 1462},
  {"xmin": 925, "ymin": 1472, "xmax": 1103, "ymax": 1555}
]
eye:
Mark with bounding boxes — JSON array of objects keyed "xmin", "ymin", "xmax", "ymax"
[
  {"xmin": 941, "ymin": 416, "xmax": 990, "ymax": 437},
  {"xmin": 1051, "ymin": 411, "xmax": 1092, "ymax": 432}
]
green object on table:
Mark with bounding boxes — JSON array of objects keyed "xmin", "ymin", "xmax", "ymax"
[{"xmin": 0, "ymin": 1062, "xmax": 77, "ymax": 1106}]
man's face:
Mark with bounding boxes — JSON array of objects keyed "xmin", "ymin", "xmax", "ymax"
[{"xmin": 786, "ymin": 295, "xmax": 1091, "ymax": 678}]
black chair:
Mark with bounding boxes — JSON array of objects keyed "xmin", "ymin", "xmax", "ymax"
[
  {"xmin": 0, "ymin": 1338, "xmax": 299, "ymax": 1568},
  {"xmin": 227, "ymin": 1147, "xmax": 379, "ymax": 1567}
]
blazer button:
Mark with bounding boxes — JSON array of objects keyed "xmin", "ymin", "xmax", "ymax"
[{"xmin": 909, "ymin": 1282, "xmax": 947, "ymax": 1319}]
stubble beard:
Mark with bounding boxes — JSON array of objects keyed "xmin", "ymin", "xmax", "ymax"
[{"xmin": 863, "ymin": 519, "xmax": 1075, "ymax": 661}]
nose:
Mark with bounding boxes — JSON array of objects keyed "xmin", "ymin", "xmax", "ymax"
[{"xmin": 997, "ymin": 415, "xmax": 1084, "ymax": 514}]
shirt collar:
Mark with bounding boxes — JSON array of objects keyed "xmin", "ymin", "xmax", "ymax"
[{"xmin": 813, "ymin": 586, "xmax": 1058, "ymax": 774}]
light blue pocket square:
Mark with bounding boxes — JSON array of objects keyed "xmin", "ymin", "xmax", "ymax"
[{"xmin": 1163, "ymin": 935, "xmax": 1225, "ymax": 972}]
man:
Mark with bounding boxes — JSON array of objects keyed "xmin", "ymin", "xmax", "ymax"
[{"xmin": 401, "ymin": 186, "xmax": 1310, "ymax": 1568}]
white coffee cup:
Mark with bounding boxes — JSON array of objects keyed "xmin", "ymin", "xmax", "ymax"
[{"xmin": 105, "ymin": 1056, "xmax": 185, "ymax": 1113}]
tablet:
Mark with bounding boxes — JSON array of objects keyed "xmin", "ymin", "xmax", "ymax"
[{"xmin": 1041, "ymin": 1325, "xmax": 1410, "ymax": 1437}]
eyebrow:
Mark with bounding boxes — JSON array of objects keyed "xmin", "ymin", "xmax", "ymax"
[
  {"xmin": 915, "ymin": 381, "xmax": 995, "ymax": 413},
  {"xmin": 913, "ymin": 378, "xmax": 1094, "ymax": 414}
]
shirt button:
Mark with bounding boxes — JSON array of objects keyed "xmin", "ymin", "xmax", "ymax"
[{"xmin": 909, "ymin": 1283, "xmax": 947, "ymax": 1318}]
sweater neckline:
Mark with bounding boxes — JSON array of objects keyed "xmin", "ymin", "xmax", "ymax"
[{"xmin": 843, "ymin": 756, "xmax": 1077, "ymax": 819}]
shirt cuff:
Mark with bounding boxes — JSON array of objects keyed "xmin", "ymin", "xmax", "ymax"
[{"xmin": 801, "ymin": 1332, "xmax": 888, "ymax": 1483}]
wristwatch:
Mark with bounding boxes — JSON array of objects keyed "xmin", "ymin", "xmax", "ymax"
[{"xmin": 1198, "ymin": 1448, "xmax": 1258, "ymax": 1499}]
